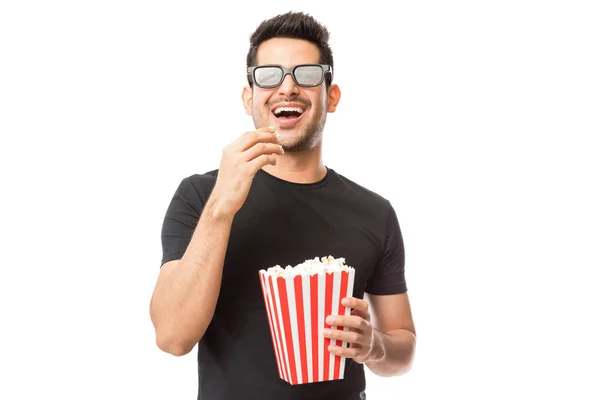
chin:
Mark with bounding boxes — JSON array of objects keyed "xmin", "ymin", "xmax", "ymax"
[{"xmin": 282, "ymin": 132, "xmax": 322, "ymax": 153}]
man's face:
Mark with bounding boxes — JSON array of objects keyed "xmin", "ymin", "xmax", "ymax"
[{"xmin": 243, "ymin": 38, "xmax": 340, "ymax": 152}]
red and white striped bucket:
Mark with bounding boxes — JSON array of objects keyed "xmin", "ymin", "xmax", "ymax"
[{"xmin": 258, "ymin": 268, "xmax": 356, "ymax": 385}]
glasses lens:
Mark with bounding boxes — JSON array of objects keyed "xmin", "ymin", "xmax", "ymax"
[
  {"xmin": 254, "ymin": 67, "xmax": 283, "ymax": 87},
  {"xmin": 294, "ymin": 65, "xmax": 324, "ymax": 86}
]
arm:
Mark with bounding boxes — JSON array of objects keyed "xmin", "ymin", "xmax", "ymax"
[
  {"xmin": 149, "ymin": 197, "xmax": 234, "ymax": 356},
  {"xmin": 324, "ymin": 293, "xmax": 416, "ymax": 377},
  {"xmin": 150, "ymin": 127, "xmax": 284, "ymax": 356},
  {"xmin": 324, "ymin": 202, "xmax": 415, "ymax": 374},
  {"xmin": 364, "ymin": 292, "xmax": 416, "ymax": 376}
]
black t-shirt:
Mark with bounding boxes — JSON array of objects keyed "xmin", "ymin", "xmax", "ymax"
[{"xmin": 161, "ymin": 167, "xmax": 407, "ymax": 400}]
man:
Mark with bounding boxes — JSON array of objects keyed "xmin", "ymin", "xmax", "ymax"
[{"xmin": 150, "ymin": 11, "xmax": 416, "ymax": 400}]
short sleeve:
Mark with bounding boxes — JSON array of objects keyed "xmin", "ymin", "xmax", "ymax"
[
  {"xmin": 160, "ymin": 177, "xmax": 204, "ymax": 267},
  {"xmin": 365, "ymin": 203, "xmax": 407, "ymax": 295}
]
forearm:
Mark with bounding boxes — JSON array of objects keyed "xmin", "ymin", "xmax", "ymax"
[
  {"xmin": 150, "ymin": 197, "xmax": 234, "ymax": 355},
  {"xmin": 365, "ymin": 328, "xmax": 417, "ymax": 377}
]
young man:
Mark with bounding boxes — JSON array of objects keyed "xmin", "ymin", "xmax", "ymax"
[{"xmin": 150, "ymin": 11, "xmax": 416, "ymax": 400}]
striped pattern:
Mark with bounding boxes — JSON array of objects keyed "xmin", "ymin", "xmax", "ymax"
[{"xmin": 258, "ymin": 269, "xmax": 355, "ymax": 385}]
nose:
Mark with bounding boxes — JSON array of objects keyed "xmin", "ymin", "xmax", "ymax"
[{"xmin": 278, "ymin": 72, "xmax": 300, "ymax": 97}]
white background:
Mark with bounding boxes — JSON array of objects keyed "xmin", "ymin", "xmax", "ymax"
[{"xmin": 1, "ymin": 1, "xmax": 599, "ymax": 399}]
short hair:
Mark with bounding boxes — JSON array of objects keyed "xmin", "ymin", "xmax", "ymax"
[{"xmin": 246, "ymin": 11, "xmax": 334, "ymax": 87}]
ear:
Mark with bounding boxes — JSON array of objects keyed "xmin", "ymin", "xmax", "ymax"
[
  {"xmin": 242, "ymin": 85, "xmax": 253, "ymax": 115},
  {"xmin": 327, "ymin": 84, "xmax": 341, "ymax": 113}
]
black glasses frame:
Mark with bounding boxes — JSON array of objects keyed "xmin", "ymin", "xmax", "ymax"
[{"xmin": 247, "ymin": 64, "xmax": 332, "ymax": 88}]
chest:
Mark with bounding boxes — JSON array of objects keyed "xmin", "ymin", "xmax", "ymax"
[{"xmin": 220, "ymin": 188, "xmax": 385, "ymax": 305}]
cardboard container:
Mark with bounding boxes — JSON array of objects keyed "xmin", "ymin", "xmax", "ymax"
[{"xmin": 258, "ymin": 267, "xmax": 355, "ymax": 385}]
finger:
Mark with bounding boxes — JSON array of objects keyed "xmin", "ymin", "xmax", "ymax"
[
  {"xmin": 246, "ymin": 153, "xmax": 278, "ymax": 173},
  {"xmin": 242, "ymin": 142, "xmax": 284, "ymax": 162},
  {"xmin": 325, "ymin": 315, "xmax": 369, "ymax": 331},
  {"xmin": 350, "ymin": 308, "xmax": 370, "ymax": 322},
  {"xmin": 322, "ymin": 328, "xmax": 363, "ymax": 345},
  {"xmin": 233, "ymin": 127, "xmax": 278, "ymax": 152},
  {"xmin": 342, "ymin": 297, "xmax": 369, "ymax": 314},
  {"xmin": 327, "ymin": 344, "xmax": 363, "ymax": 360}
]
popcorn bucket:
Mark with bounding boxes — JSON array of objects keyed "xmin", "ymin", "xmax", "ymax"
[{"xmin": 258, "ymin": 266, "xmax": 355, "ymax": 385}]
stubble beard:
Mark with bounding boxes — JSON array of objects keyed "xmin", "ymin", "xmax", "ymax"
[
  {"xmin": 280, "ymin": 112, "xmax": 326, "ymax": 153},
  {"xmin": 252, "ymin": 105, "xmax": 327, "ymax": 153}
]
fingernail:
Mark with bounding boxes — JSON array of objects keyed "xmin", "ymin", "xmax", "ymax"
[
  {"xmin": 268, "ymin": 126, "xmax": 275, "ymax": 131},
  {"xmin": 279, "ymin": 145, "xmax": 284, "ymax": 152},
  {"xmin": 341, "ymin": 298, "xmax": 349, "ymax": 306},
  {"xmin": 322, "ymin": 329, "xmax": 330, "ymax": 336},
  {"xmin": 326, "ymin": 316, "xmax": 334, "ymax": 325}
]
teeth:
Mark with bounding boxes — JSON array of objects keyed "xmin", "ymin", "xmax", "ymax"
[{"xmin": 274, "ymin": 107, "xmax": 304, "ymax": 115}]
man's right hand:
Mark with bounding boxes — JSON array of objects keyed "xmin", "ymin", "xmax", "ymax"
[{"xmin": 210, "ymin": 126, "xmax": 284, "ymax": 217}]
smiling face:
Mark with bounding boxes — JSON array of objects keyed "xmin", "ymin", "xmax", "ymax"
[{"xmin": 243, "ymin": 38, "xmax": 340, "ymax": 152}]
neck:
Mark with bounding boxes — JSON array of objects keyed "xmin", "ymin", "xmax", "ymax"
[{"xmin": 261, "ymin": 143, "xmax": 326, "ymax": 184}]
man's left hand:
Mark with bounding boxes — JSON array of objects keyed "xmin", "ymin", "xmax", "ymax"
[{"xmin": 323, "ymin": 296, "xmax": 379, "ymax": 364}]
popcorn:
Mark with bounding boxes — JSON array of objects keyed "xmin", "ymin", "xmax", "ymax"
[{"xmin": 263, "ymin": 256, "xmax": 352, "ymax": 278}]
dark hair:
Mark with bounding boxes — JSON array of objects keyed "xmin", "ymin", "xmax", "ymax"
[{"xmin": 246, "ymin": 11, "xmax": 334, "ymax": 87}]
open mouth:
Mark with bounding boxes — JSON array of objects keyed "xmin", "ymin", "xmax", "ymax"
[{"xmin": 272, "ymin": 105, "xmax": 306, "ymax": 127}]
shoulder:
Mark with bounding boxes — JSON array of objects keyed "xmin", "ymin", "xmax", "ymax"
[
  {"xmin": 329, "ymin": 168, "xmax": 391, "ymax": 209},
  {"xmin": 172, "ymin": 169, "xmax": 219, "ymax": 203},
  {"xmin": 184, "ymin": 169, "xmax": 219, "ymax": 187}
]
